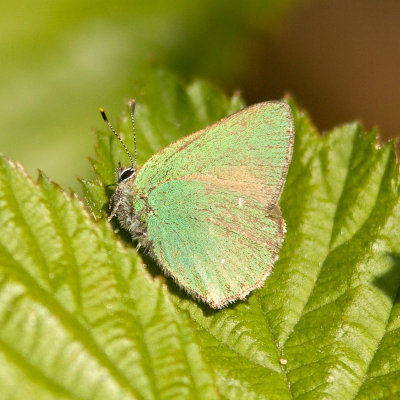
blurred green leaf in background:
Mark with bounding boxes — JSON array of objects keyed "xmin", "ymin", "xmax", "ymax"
[{"xmin": 0, "ymin": 0, "xmax": 292, "ymax": 191}]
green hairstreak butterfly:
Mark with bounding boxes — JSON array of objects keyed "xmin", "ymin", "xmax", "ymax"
[{"xmin": 100, "ymin": 100, "xmax": 294, "ymax": 308}]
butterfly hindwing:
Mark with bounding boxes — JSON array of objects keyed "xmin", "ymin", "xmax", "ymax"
[
  {"xmin": 147, "ymin": 180, "xmax": 285, "ymax": 307},
  {"xmin": 136, "ymin": 101, "xmax": 293, "ymax": 307}
]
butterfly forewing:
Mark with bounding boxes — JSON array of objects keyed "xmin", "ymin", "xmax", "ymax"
[{"xmin": 137, "ymin": 102, "xmax": 293, "ymax": 208}]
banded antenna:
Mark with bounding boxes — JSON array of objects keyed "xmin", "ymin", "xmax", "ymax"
[
  {"xmin": 129, "ymin": 99, "xmax": 137, "ymax": 167},
  {"xmin": 99, "ymin": 100, "xmax": 137, "ymax": 168}
]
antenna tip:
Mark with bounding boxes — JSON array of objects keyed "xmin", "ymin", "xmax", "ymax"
[
  {"xmin": 129, "ymin": 99, "xmax": 136, "ymax": 113},
  {"xmin": 99, "ymin": 108, "xmax": 108, "ymax": 122}
]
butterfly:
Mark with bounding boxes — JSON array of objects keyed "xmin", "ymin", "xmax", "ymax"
[{"xmin": 100, "ymin": 100, "xmax": 294, "ymax": 308}]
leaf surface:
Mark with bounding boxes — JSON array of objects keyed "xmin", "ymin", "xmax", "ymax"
[{"xmin": 1, "ymin": 70, "xmax": 400, "ymax": 399}]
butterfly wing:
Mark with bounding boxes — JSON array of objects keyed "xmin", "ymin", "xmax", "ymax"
[{"xmin": 137, "ymin": 101, "xmax": 293, "ymax": 307}]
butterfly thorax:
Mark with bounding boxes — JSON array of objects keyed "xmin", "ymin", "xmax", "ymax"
[{"xmin": 110, "ymin": 166, "xmax": 152, "ymax": 246}]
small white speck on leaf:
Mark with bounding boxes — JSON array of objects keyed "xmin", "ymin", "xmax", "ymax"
[
  {"xmin": 238, "ymin": 197, "xmax": 244, "ymax": 208},
  {"xmin": 279, "ymin": 358, "xmax": 287, "ymax": 365}
]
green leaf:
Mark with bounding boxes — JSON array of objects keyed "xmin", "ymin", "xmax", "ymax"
[
  {"xmin": 0, "ymin": 158, "xmax": 219, "ymax": 399},
  {"xmin": 1, "ymin": 69, "xmax": 400, "ymax": 399}
]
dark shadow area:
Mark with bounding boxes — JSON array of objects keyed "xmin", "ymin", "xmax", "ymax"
[
  {"xmin": 373, "ymin": 253, "xmax": 400, "ymax": 304},
  {"xmin": 104, "ymin": 182, "xmax": 117, "ymax": 194},
  {"xmin": 98, "ymin": 186, "xmax": 114, "ymax": 216}
]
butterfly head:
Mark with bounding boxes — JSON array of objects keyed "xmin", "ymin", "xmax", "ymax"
[
  {"xmin": 116, "ymin": 163, "xmax": 136, "ymax": 183},
  {"xmin": 100, "ymin": 100, "xmax": 138, "ymax": 222}
]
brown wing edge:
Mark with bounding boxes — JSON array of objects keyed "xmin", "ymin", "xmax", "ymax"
[
  {"xmin": 265, "ymin": 101, "xmax": 294, "ymax": 211},
  {"xmin": 208, "ymin": 204, "xmax": 286, "ymax": 309}
]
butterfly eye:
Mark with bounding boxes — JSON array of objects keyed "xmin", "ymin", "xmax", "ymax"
[{"xmin": 120, "ymin": 168, "xmax": 135, "ymax": 182}]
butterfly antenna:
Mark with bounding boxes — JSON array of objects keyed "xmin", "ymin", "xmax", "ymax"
[
  {"xmin": 99, "ymin": 107, "xmax": 134, "ymax": 168},
  {"xmin": 129, "ymin": 99, "xmax": 137, "ymax": 167}
]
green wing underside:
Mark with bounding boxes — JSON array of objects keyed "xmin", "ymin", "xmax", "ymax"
[
  {"xmin": 147, "ymin": 180, "xmax": 284, "ymax": 307},
  {"xmin": 136, "ymin": 102, "xmax": 293, "ymax": 307},
  {"xmin": 136, "ymin": 102, "xmax": 293, "ymax": 209}
]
